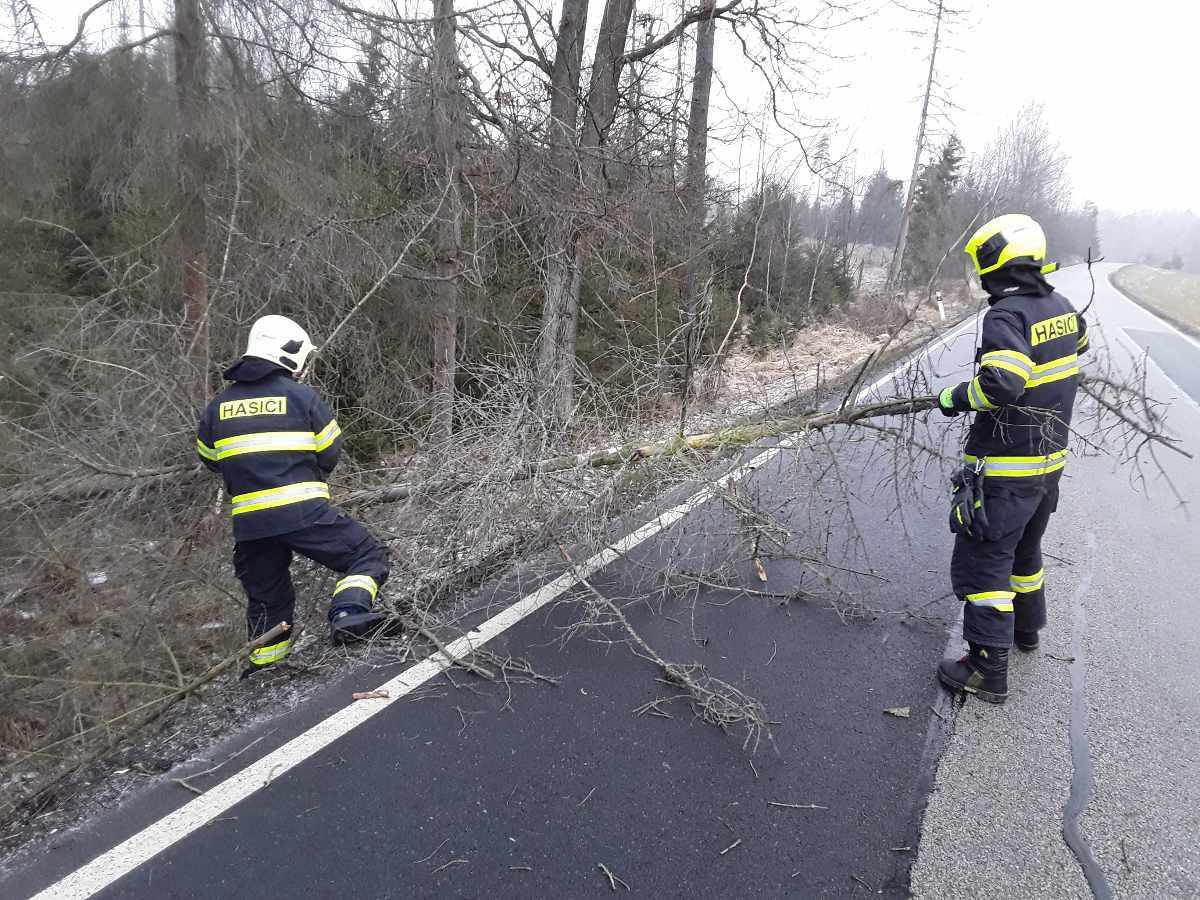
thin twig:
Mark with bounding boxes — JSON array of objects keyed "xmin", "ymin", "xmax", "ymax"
[
  {"xmin": 597, "ymin": 862, "xmax": 630, "ymax": 892},
  {"xmin": 312, "ymin": 180, "xmax": 454, "ymax": 369},
  {"xmin": 767, "ymin": 801, "xmax": 828, "ymax": 810},
  {"xmin": 171, "ymin": 734, "xmax": 270, "ymax": 795}
]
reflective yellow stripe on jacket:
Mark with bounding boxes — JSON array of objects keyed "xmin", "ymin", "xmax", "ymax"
[
  {"xmin": 980, "ymin": 349, "xmax": 1034, "ymax": 385},
  {"xmin": 230, "ymin": 481, "xmax": 330, "ymax": 516},
  {"xmin": 1025, "ymin": 353, "xmax": 1079, "ymax": 389},
  {"xmin": 314, "ymin": 419, "xmax": 342, "ymax": 452},
  {"xmin": 214, "ymin": 431, "xmax": 318, "ymax": 460},
  {"xmin": 966, "ymin": 376, "xmax": 994, "ymax": 411},
  {"xmin": 963, "ymin": 449, "xmax": 1068, "ymax": 478},
  {"xmin": 196, "ymin": 438, "xmax": 218, "ymax": 461}
]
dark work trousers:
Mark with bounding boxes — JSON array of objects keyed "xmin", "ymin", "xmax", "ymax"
[
  {"xmin": 234, "ymin": 506, "xmax": 390, "ymax": 644},
  {"xmin": 951, "ymin": 470, "xmax": 1062, "ymax": 648}
]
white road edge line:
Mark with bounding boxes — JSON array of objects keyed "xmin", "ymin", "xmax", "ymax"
[
  {"xmin": 1107, "ymin": 270, "xmax": 1200, "ymax": 353},
  {"xmin": 1110, "ymin": 324, "xmax": 1200, "ymax": 418},
  {"xmin": 33, "ymin": 443, "xmax": 791, "ymax": 900},
  {"xmin": 1102, "ymin": 269, "xmax": 1200, "ymax": 414}
]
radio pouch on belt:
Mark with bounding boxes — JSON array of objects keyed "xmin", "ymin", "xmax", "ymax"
[{"xmin": 948, "ymin": 459, "xmax": 989, "ymax": 540}]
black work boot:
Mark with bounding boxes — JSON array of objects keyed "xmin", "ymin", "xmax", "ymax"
[
  {"xmin": 330, "ymin": 608, "xmax": 389, "ymax": 644},
  {"xmin": 1014, "ymin": 629, "xmax": 1040, "ymax": 652},
  {"xmin": 937, "ymin": 643, "xmax": 1009, "ymax": 704}
]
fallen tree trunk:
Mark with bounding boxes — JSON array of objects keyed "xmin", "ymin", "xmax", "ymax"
[
  {"xmin": 11, "ymin": 396, "xmax": 925, "ymax": 508},
  {"xmin": 344, "ymin": 378, "xmax": 1191, "ymax": 505},
  {"xmin": 13, "ymin": 377, "xmax": 1189, "ymax": 511},
  {"xmin": 9, "ymin": 464, "xmax": 202, "ymax": 506},
  {"xmin": 342, "ymin": 395, "xmax": 940, "ymax": 506}
]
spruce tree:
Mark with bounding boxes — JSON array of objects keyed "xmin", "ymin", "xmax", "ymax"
[{"xmin": 904, "ymin": 135, "xmax": 963, "ymax": 284}]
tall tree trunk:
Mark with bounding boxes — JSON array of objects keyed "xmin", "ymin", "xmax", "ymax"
[
  {"xmin": 174, "ymin": 0, "xmax": 209, "ymax": 398},
  {"xmin": 554, "ymin": 0, "xmax": 638, "ymax": 404},
  {"xmin": 886, "ymin": 0, "xmax": 943, "ymax": 291},
  {"xmin": 669, "ymin": 0, "xmax": 686, "ymax": 174},
  {"xmin": 779, "ymin": 202, "xmax": 794, "ymax": 305},
  {"xmin": 676, "ymin": 5, "xmax": 716, "ymax": 403},
  {"xmin": 580, "ymin": 0, "xmax": 636, "ymax": 180},
  {"xmin": 536, "ymin": 0, "xmax": 590, "ymax": 422},
  {"xmin": 430, "ymin": 0, "xmax": 464, "ymax": 439}
]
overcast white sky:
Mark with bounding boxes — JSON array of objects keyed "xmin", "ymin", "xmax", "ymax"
[
  {"xmin": 764, "ymin": 0, "xmax": 1199, "ymax": 212},
  {"xmin": 27, "ymin": 0, "xmax": 1199, "ymax": 212}
]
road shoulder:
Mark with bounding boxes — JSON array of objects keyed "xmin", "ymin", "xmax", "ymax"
[
  {"xmin": 1110, "ymin": 264, "xmax": 1200, "ymax": 340},
  {"xmin": 914, "ymin": 266, "xmax": 1200, "ymax": 899},
  {"xmin": 910, "ymin": 521, "xmax": 1092, "ymax": 900}
]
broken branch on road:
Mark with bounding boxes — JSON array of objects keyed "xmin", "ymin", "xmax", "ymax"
[{"xmin": 559, "ymin": 547, "xmax": 773, "ymax": 753}]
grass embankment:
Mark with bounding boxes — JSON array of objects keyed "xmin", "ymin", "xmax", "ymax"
[{"xmin": 1111, "ymin": 265, "xmax": 1200, "ymax": 336}]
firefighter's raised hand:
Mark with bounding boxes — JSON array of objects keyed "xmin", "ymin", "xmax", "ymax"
[{"xmin": 937, "ymin": 386, "xmax": 961, "ymax": 417}]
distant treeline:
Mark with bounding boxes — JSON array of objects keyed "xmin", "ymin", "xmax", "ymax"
[{"xmin": 1099, "ymin": 211, "xmax": 1200, "ymax": 272}]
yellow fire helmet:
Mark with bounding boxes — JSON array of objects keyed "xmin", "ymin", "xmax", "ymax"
[{"xmin": 965, "ymin": 213, "xmax": 1048, "ymax": 277}]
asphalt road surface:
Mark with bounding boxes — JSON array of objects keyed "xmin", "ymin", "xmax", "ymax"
[{"xmin": 2, "ymin": 264, "xmax": 1196, "ymax": 899}]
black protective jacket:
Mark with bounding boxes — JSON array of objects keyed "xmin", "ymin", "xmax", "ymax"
[
  {"xmin": 946, "ymin": 267, "xmax": 1089, "ymax": 477},
  {"xmin": 196, "ymin": 357, "xmax": 343, "ymax": 541}
]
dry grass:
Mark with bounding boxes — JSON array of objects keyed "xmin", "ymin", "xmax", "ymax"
[{"xmin": 1111, "ymin": 264, "xmax": 1200, "ymax": 336}]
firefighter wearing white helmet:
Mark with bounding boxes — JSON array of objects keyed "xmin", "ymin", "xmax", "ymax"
[
  {"xmin": 934, "ymin": 213, "xmax": 1089, "ymax": 704},
  {"xmin": 244, "ymin": 314, "xmax": 317, "ymax": 374},
  {"xmin": 196, "ymin": 315, "xmax": 390, "ymax": 672}
]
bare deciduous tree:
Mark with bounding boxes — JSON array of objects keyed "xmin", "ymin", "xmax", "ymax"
[
  {"xmin": 536, "ymin": 0, "xmax": 590, "ymax": 422},
  {"xmin": 887, "ymin": 0, "xmax": 945, "ymax": 291},
  {"xmin": 173, "ymin": 0, "xmax": 212, "ymax": 397},
  {"xmin": 675, "ymin": 3, "xmax": 717, "ymax": 405},
  {"xmin": 430, "ymin": 0, "xmax": 465, "ymax": 438}
]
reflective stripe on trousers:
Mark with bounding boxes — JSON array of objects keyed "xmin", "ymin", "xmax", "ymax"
[
  {"xmin": 965, "ymin": 590, "xmax": 1015, "ymax": 613},
  {"xmin": 1010, "ymin": 569, "xmax": 1045, "ymax": 593},
  {"xmin": 249, "ymin": 637, "xmax": 292, "ymax": 667},
  {"xmin": 333, "ymin": 574, "xmax": 379, "ymax": 603}
]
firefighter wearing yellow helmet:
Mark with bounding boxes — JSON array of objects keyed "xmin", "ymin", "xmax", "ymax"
[
  {"xmin": 196, "ymin": 315, "xmax": 391, "ymax": 673},
  {"xmin": 935, "ymin": 214, "xmax": 1090, "ymax": 704}
]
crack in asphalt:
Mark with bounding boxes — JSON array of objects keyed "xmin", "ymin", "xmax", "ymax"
[
  {"xmin": 912, "ymin": 607, "xmax": 964, "ymax": 807},
  {"xmin": 1063, "ymin": 531, "xmax": 1113, "ymax": 900}
]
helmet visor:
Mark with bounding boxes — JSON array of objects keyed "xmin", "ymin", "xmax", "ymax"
[{"xmin": 973, "ymin": 232, "xmax": 1008, "ymax": 274}]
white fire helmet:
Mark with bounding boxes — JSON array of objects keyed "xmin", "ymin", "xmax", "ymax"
[{"xmin": 244, "ymin": 315, "xmax": 316, "ymax": 374}]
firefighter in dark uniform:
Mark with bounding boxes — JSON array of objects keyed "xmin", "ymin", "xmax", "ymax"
[
  {"xmin": 936, "ymin": 214, "xmax": 1090, "ymax": 704},
  {"xmin": 196, "ymin": 315, "xmax": 389, "ymax": 671}
]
